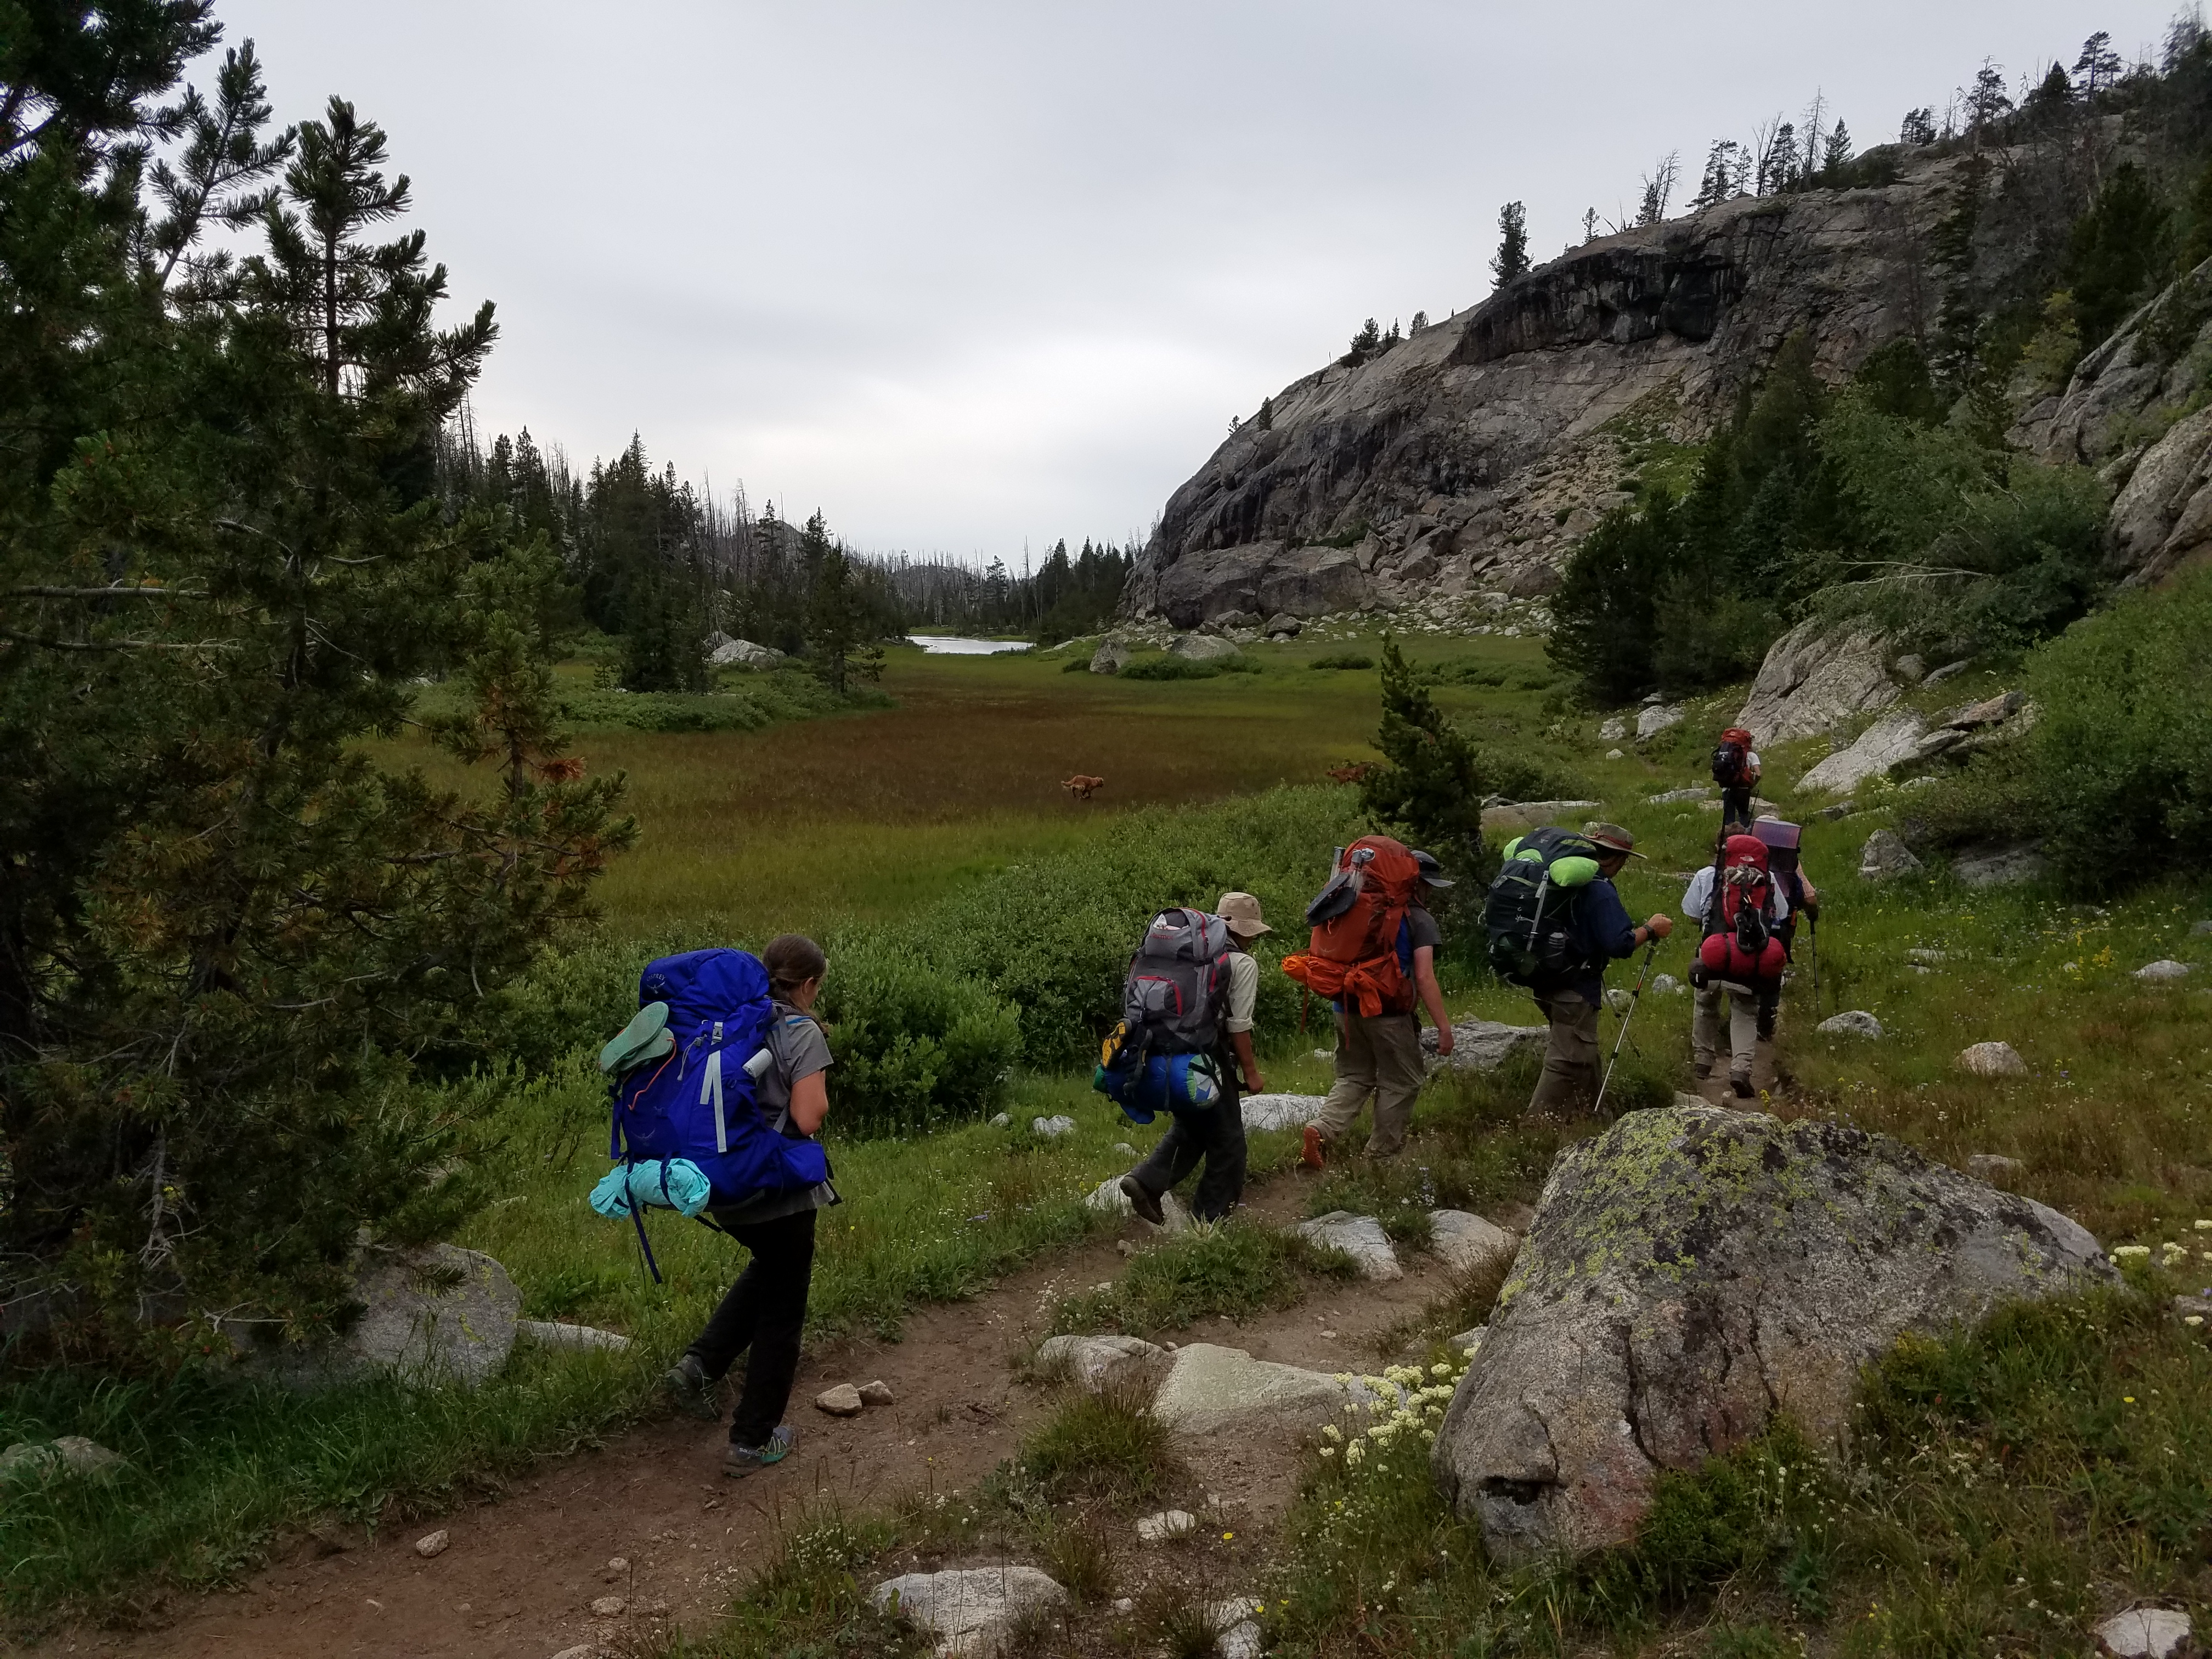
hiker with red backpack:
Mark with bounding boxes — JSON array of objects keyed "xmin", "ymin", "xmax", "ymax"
[
  {"xmin": 1683, "ymin": 833, "xmax": 1792, "ymax": 1098},
  {"xmin": 1712, "ymin": 726, "xmax": 1762, "ymax": 833},
  {"xmin": 1283, "ymin": 837, "xmax": 1455, "ymax": 1167},
  {"xmin": 594, "ymin": 935, "xmax": 840, "ymax": 1478},
  {"xmin": 1105, "ymin": 893, "xmax": 1273, "ymax": 1224}
]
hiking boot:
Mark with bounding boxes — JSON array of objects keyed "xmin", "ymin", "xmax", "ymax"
[
  {"xmin": 1729, "ymin": 1072, "xmax": 1756, "ymax": 1101},
  {"xmin": 724, "ymin": 1425, "xmax": 795, "ymax": 1478},
  {"xmin": 1120, "ymin": 1176, "xmax": 1165, "ymax": 1227},
  {"xmin": 1300, "ymin": 1124, "xmax": 1326, "ymax": 1171},
  {"xmin": 663, "ymin": 1352, "xmax": 721, "ymax": 1421}
]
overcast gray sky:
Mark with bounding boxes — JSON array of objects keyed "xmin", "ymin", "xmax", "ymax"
[{"xmin": 216, "ymin": 1, "xmax": 2188, "ymax": 562}]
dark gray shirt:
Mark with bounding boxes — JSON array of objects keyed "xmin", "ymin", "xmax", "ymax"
[{"xmin": 709, "ymin": 1002, "xmax": 839, "ymax": 1228}]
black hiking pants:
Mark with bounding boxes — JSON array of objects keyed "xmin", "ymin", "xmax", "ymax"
[
  {"xmin": 1131, "ymin": 1085, "xmax": 1245, "ymax": 1222},
  {"xmin": 685, "ymin": 1207, "xmax": 817, "ymax": 1447}
]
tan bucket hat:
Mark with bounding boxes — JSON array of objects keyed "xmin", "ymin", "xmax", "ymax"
[
  {"xmin": 1216, "ymin": 891, "xmax": 1272, "ymax": 937},
  {"xmin": 1583, "ymin": 822, "xmax": 1646, "ymax": 859}
]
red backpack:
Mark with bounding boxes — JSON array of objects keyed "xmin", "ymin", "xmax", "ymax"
[
  {"xmin": 1283, "ymin": 834, "xmax": 1423, "ymax": 1016},
  {"xmin": 1697, "ymin": 833, "xmax": 1788, "ymax": 983},
  {"xmin": 1712, "ymin": 726, "xmax": 1756, "ymax": 791}
]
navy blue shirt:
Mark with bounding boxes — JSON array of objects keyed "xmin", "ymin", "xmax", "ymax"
[{"xmin": 1558, "ymin": 878, "xmax": 1640, "ymax": 1001}]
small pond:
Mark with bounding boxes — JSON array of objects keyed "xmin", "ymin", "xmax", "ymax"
[{"xmin": 905, "ymin": 636, "xmax": 1034, "ymax": 655}]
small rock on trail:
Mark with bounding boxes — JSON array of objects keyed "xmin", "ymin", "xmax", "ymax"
[
  {"xmin": 871, "ymin": 1565, "xmax": 1067, "ymax": 1656},
  {"xmin": 1151, "ymin": 1343, "xmax": 1397, "ymax": 1435},
  {"xmin": 414, "ymin": 1530, "xmax": 449, "ymax": 1559},
  {"xmin": 1135, "ymin": 1508, "xmax": 1196, "ymax": 1542},
  {"xmin": 1035, "ymin": 1333, "xmax": 1160, "ymax": 1389},
  {"xmin": 1292, "ymin": 1212, "xmax": 1401, "ymax": 1280},
  {"xmin": 857, "ymin": 1379, "xmax": 895, "ymax": 1407},
  {"xmin": 1429, "ymin": 1210, "xmax": 1517, "ymax": 1272},
  {"xmin": 814, "ymin": 1384, "xmax": 864, "ymax": 1417}
]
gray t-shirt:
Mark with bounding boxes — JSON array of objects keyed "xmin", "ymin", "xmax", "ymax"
[{"xmin": 709, "ymin": 1002, "xmax": 839, "ymax": 1228}]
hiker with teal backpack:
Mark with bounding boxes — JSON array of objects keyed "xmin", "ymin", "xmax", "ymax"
[
  {"xmin": 594, "ymin": 935, "xmax": 839, "ymax": 1479},
  {"xmin": 1483, "ymin": 822, "xmax": 1671, "ymax": 1116}
]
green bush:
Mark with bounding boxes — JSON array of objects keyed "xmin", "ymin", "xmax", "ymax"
[
  {"xmin": 1928, "ymin": 564, "xmax": 2212, "ymax": 890},
  {"xmin": 901, "ymin": 787, "xmax": 1356, "ymax": 1068},
  {"xmin": 1310, "ymin": 652, "xmax": 1375, "ymax": 671},
  {"xmin": 1059, "ymin": 654, "xmax": 1093, "ymax": 673},
  {"xmin": 1118, "ymin": 653, "xmax": 1259, "ymax": 680},
  {"xmin": 816, "ymin": 944, "xmax": 1022, "ymax": 1137},
  {"xmin": 1469, "ymin": 743, "xmax": 1590, "ymax": 806}
]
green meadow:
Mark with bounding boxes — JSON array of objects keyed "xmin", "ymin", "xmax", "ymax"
[{"xmin": 8, "ymin": 630, "xmax": 2212, "ymax": 1639}]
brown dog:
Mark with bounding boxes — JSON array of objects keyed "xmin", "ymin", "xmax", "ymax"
[{"xmin": 1061, "ymin": 774, "xmax": 1106, "ymax": 801}]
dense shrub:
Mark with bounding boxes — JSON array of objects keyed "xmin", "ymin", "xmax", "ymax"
[
  {"xmin": 815, "ymin": 945, "xmax": 1022, "ymax": 1136},
  {"xmin": 904, "ymin": 787, "xmax": 1360, "ymax": 1068},
  {"xmin": 1310, "ymin": 652, "xmax": 1375, "ymax": 671},
  {"xmin": 552, "ymin": 672, "xmax": 871, "ymax": 733},
  {"xmin": 1926, "ymin": 564, "xmax": 2212, "ymax": 890},
  {"xmin": 1118, "ymin": 653, "xmax": 1259, "ymax": 680}
]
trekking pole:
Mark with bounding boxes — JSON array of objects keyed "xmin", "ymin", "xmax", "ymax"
[
  {"xmin": 1808, "ymin": 915, "xmax": 1820, "ymax": 1018},
  {"xmin": 1594, "ymin": 937, "xmax": 1662, "ymax": 1120}
]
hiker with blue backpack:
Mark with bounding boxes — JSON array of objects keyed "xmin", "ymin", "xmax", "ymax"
[{"xmin": 593, "ymin": 936, "xmax": 839, "ymax": 1478}]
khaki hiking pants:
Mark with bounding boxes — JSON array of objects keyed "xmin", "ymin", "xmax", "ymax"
[
  {"xmin": 1314, "ymin": 1010, "xmax": 1424, "ymax": 1156},
  {"xmin": 1694, "ymin": 980, "xmax": 1776, "ymax": 1093},
  {"xmin": 1528, "ymin": 988, "xmax": 1601, "ymax": 1116}
]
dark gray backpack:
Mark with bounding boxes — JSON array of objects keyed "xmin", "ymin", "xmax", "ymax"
[{"xmin": 1119, "ymin": 907, "xmax": 1235, "ymax": 1059}]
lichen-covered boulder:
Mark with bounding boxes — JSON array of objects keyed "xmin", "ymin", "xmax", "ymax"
[{"xmin": 1431, "ymin": 1105, "xmax": 2111, "ymax": 1560}]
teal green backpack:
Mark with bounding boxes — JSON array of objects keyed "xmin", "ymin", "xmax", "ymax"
[{"xmin": 1483, "ymin": 826, "xmax": 1603, "ymax": 984}]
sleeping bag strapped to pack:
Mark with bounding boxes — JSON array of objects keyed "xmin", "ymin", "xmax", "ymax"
[
  {"xmin": 1094, "ymin": 908, "xmax": 1234, "ymax": 1123},
  {"xmin": 1751, "ymin": 817, "xmax": 1808, "ymax": 952},
  {"xmin": 605, "ymin": 948, "xmax": 828, "ymax": 1206},
  {"xmin": 1697, "ymin": 834, "xmax": 1789, "ymax": 984},
  {"xmin": 1282, "ymin": 836, "xmax": 1423, "ymax": 1017},
  {"xmin": 1482, "ymin": 826, "xmax": 1603, "ymax": 985}
]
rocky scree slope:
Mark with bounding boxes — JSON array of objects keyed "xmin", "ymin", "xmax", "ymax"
[{"xmin": 1124, "ymin": 149, "xmax": 1971, "ymax": 629}]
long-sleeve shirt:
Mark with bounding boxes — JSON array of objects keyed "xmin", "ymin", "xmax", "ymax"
[{"xmin": 1558, "ymin": 878, "xmax": 1641, "ymax": 1001}]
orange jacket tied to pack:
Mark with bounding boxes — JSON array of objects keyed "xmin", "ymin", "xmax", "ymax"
[{"xmin": 1282, "ymin": 834, "xmax": 1423, "ymax": 1018}]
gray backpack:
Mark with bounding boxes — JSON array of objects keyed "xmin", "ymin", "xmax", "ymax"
[{"xmin": 1119, "ymin": 907, "xmax": 1235, "ymax": 1059}]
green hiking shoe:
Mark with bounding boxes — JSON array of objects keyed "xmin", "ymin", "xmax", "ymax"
[{"xmin": 724, "ymin": 1425, "xmax": 795, "ymax": 1477}]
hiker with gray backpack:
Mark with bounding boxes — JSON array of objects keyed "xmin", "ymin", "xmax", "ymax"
[
  {"xmin": 1098, "ymin": 894, "xmax": 1272, "ymax": 1223},
  {"xmin": 593, "ymin": 935, "xmax": 840, "ymax": 1479}
]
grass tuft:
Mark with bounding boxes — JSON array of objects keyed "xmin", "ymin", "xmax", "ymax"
[{"xmin": 1017, "ymin": 1370, "xmax": 1177, "ymax": 1504}]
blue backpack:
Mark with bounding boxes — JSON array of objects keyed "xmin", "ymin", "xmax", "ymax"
[{"xmin": 607, "ymin": 950, "xmax": 828, "ymax": 1263}]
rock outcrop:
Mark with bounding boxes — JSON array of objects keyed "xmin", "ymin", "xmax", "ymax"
[
  {"xmin": 238, "ymin": 1243, "xmax": 521, "ymax": 1391},
  {"xmin": 1151, "ymin": 1343, "xmax": 1398, "ymax": 1435},
  {"xmin": 1797, "ymin": 709, "xmax": 1927, "ymax": 794},
  {"xmin": 1125, "ymin": 151, "xmax": 1989, "ymax": 627},
  {"xmin": 1431, "ymin": 1105, "xmax": 2110, "ymax": 1560},
  {"xmin": 872, "ymin": 1566, "xmax": 1067, "ymax": 1657},
  {"xmin": 2017, "ymin": 255, "xmax": 2212, "ymax": 586},
  {"xmin": 1735, "ymin": 620, "xmax": 1899, "ymax": 743}
]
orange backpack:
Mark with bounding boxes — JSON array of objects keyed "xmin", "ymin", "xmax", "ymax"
[{"xmin": 1282, "ymin": 835, "xmax": 1424, "ymax": 1017}]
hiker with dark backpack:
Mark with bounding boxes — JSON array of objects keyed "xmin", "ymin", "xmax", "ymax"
[
  {"xmin": 1283, "ymin": 837, "xmax": 1454, "ymax": 1167},
  {"xmin": 1712, "ymin": 726, "xmax": 1762, "ymax": 833},
  {"xmin": 1101, "ymin": 894, "xmax": 1270, "ymax": 1223},
  {"xmin": 1483, "ymin": 822, "xmax": 1673, "ymax": 1116},
  {"xmin": 1683, "ymin": 834, "xmax": 1791, "ymax": 1098},
  {"xmin": 1752, "ymin": 815, "xmax": 1820, "ymax": 960},
  {"xmin": 609, "ymin": 935, "xmax": 838, "ymax": 1477}
]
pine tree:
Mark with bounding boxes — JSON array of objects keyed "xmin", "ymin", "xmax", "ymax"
[
  {"xmin": 1344, "ymin": 317, "xmax": 1383, "ymax": 363},
  {"xmin": 2074, "ymin": 31, "xmax": 2123, "ymax": 93},
  {"xmin": 1821, "ymin": 121, "xmax": 1853, "ymax": 179},
  {"xmin": 1357, "ymin": 637, "xmax": 1485, "ymax": 871},
  {"xmin": 1900, "ymin": 107, "xmax": 1938, "ymax": 146},
  {"xmin": 1408, "ymin": 312, "xmax": 1427, "ymax": 333},
  {"xmin": 0, "ymin": 33, "xmax": 631, "ymax": 1344},
  {"xmin": 1964, "ymin": 61, "xmax": 2013, "ymax": 137},
  {"xmin": 1491, "ymin": 201, "xmax": 1530, "ymax": 286},
  {"xmin": 1690, "ymin": 140, "xmax": 1742, "ymax": 212},
  {"xmin": 1256, "ymin": 394, "xmax": 1274, "ymax": 430}
]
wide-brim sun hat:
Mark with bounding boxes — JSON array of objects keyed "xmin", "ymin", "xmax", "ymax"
[
  {"xmin": 1408, "ymin": 849, "xmax": 1454, "ymax": 889},
  {"xmin": 1583, "ymin": 822, "xmax": 1646, "ymax": 859},
  {"xmin": 1216, "ymin": 890, "xmax": 1273, "ymax": 936}
]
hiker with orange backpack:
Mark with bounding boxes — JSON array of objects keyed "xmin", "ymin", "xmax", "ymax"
[
  {"xmin": 1683, "ymin": 832, "xmax": 1792, "ymax": 1098},
  {"xmin": 1283, "ymin": 837, "xmax": 1454, "ymax": 1167}
]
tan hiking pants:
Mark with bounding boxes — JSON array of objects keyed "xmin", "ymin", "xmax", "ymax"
[
  {"xmin": 1528, "ymin": 988, "xmax": 1601, "ymax": 1116},
  {"xmin": 1314, "ymin": 1010, "xmax": 1424, "ymax": 1156}
]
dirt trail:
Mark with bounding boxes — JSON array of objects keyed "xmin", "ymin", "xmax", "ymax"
[{"xmin": 46, "ymin": 1177, "xmax": 1458, "ymax": 1659}]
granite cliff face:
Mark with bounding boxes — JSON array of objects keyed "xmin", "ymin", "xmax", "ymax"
[{"xmin": 1124, "ymin": 152, "xmax": 1970, "ymax": 629}]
